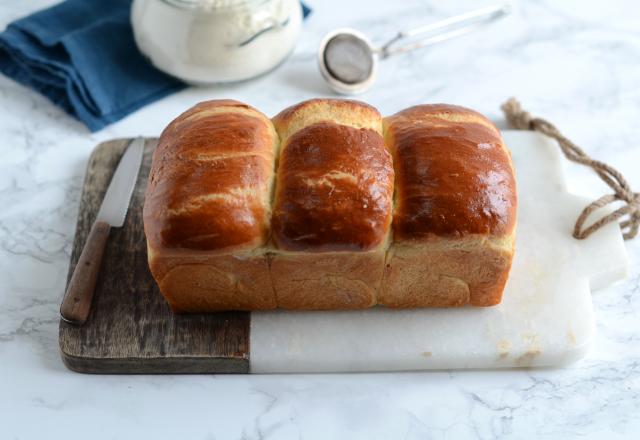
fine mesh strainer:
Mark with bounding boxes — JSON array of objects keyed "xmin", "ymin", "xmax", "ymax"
[{"xmin": 318, "ymin": 4, "xmax": 510, "ymax": 94}]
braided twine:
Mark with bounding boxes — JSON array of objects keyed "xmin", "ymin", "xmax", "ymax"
[{"xmin": 501, "ymin": 98, "xmax": 639, "ymax": 240}]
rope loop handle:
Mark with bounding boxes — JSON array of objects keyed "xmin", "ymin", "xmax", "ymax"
[{"xmin": 501, "ymin": 98, "xmax": 639, "ymax": 240}]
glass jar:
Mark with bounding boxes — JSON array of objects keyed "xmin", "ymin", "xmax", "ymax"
[{"xmin": 131, "ymin": 0, "xmax": 302, "ymax": 84}]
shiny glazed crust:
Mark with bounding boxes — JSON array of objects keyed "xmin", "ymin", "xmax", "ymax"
[
  {"xmin": 143, "ymin": 99, "xmax": 517, "ymax": 311},
  {"xmin": 271, "ymin": 99, "xmax": 394, "ymax": 252},
  {"xmin": 270, "ymin": 99, "xmax": 393, "ymax": 308},
  {"xmin": 144, "ymin": 99, "xmax": 278, "ymax": 252},
  {"xmin": 143, "ymin": 100, "xmax": 278, "ymax": 311},
  {"xmin": 380, "ymin": 104, "xmax": 516, "ymax": 307},
  {"xmin": 383, "ymin": 104, "xmax": 516, "ymax": 239}
]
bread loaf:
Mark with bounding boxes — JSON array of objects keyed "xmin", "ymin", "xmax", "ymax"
[
  {"xmin": 270, "ymin": 99, "xmax": 394, "ymax": 309},
  {"xmin": 381, "ymin": 105, "xmax": 517, "ymax": 307},
  {"xmin": 143, "ymin": 99, "xmax": 517, "ymax": 311},
  {"xmin": 143, "ymin": 100, "xmax": 278, "ymax": 311}
]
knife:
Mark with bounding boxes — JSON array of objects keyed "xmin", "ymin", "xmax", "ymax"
[{"xmin": 60, "ymin": 138, "xmax": 145, "ymax": 325}]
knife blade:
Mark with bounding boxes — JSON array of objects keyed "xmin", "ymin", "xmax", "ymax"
[{"xmin": 60, "ymin": 138, "xmax": 145, "ymax": 325}]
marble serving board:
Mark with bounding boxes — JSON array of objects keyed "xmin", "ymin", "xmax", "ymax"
[{"xmin": 59, "ymin": 132, "xmax": 629, "ymax": 374}]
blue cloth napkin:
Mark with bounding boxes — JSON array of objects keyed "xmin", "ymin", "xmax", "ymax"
[{"xmin": 0, "ymin": 0, "xmax": 312, "ymax": 132}]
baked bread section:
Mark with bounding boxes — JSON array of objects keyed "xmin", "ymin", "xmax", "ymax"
[
  {"xmin": 270, "ymin": 99, "xmax": 395, "ymax": 309},
  {"xmin": 144, "ymin": 99, "xmax": 517, "ymax": 312},
  {"xmin": 380, "ymin": 104, "xmax": 517, "ymax": 307},
  {"xmin": 143, "ymin": 100, "xmax": 278, "ymax": 311}
]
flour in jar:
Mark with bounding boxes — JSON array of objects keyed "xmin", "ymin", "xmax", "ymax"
[
  {"xmin": 131, "ymin": 0, "xmax": 302, "ymax": 83},
  {"xmin": 193, "ymin": 0, "xmax": 259, "ymax": 10}
]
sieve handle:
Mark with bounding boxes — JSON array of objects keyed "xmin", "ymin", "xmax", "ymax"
[{"xmin": 379, "ymin": 4, "xmax": 510, "ymax": 59}]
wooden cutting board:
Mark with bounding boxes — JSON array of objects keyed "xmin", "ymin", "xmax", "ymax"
[
  {"xmin": 59, "ymin": 133, "xmax": 629, "ymax": 374},
  {"xmin": 59, "ymin": 139, "xmax": 250, "ymax": 373}
]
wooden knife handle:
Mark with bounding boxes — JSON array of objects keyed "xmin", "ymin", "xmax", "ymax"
[{"xmin": 60, "ymin": 220, "xmax": 111, "ymax": 325}]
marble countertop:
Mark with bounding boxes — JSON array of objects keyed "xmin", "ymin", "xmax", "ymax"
[{"xmin": 1, "ymin": 0, "xmax": 639, "ymax": 438}]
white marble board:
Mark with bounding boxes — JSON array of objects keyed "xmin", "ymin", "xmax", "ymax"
[{"xmin": 249, "ymin": 131, "xmax": 630, "ymax": 373}]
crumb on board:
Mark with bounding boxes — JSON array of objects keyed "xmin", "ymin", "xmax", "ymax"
[
  {"xmin": 497, "ymin": 339, "xmax": 512, "ymax": 359},
  {"xmin": 515, "ymin": 348, "xmax": 542, "ymax": 366},
  {"xmin": 515, "ymin": 333, "xmax": 542, "ymax": 366},
  {"xmin": 567, "ymin": 328, "xmax": 577, "ymax": 345}
]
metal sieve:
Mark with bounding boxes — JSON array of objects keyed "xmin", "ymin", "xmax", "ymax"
[{"xmin": 318, "ymin": 4, "xmax": 510, "ymax": 94}]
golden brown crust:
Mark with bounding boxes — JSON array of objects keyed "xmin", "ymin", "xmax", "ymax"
[
  {"xmin": 143, "ymin": 100, "xmax": 279, "ymax": 311},
  {"xmin": 143, "ymin": 99, "xmax": 517, "ymax": 311},
  {"xmin": 273, "ymin": 123, "xmax": 394, "ymax": 251},
  {"xmin": 143, "ymin": 100, "xmax": 277, "ymax": 253},
  {"xmin": 380, "ymin": 237, "xmax": 514, "ymax": 308},
  {"xmin": 384, "ymin": 104, "xmax": 517, "ymax": 240},
  {"xmin": 149, "ymin": 249, "xmax": 275, "ymax": 312},
  {"xmin": 272, "ymin": 100, "xmax": 393, "ymax": 252},
  {"xmin": 381, "ymin": 104, "xmax": 516, "ymax": 308},
  {"xmin": 270, "ymin": 251, "xmax": 383, "ymax": 310},
  {"xmin": 273, "ymin": 98, "xmax": 383, "ymax": 143},
  {"xmin": 267, "ymin": 99, "xmax": 393, "ymax": 309}
]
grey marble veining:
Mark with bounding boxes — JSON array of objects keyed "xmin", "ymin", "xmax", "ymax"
[{"xmin": 0, "ymin": 0, "xmax": 639, "ymax": 438}]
